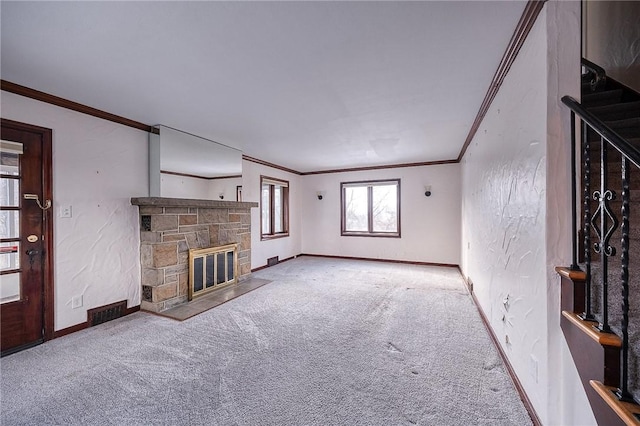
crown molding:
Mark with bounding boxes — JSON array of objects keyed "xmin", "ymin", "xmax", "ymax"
[
  {"xmin": 161, "ymin": 170, "xmax": 242, "ymax": 181},
  {"xmin": 457, "ymin": 0, "xmax": 548, "ymax": 161},
  {"xmin": 1, "ymin": 80, "xmax": 157, "ymax": 134},
  {"xmin": 300, "ymin": 159, "xmax": 459, "ymax": 176}
]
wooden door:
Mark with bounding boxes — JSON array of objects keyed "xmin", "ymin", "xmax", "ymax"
[{"xmin": 1, "ymin": 119, "xmax": 53, "ymax": 356}]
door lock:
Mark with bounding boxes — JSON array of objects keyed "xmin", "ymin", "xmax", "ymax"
[{"xmin": 23, "ymin": 194, "xmax": 52, "ymax": 210}]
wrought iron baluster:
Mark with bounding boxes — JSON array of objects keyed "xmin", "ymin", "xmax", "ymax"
[
  {"xmin": 582, "ymin": 120, "xmax": 594, "ymax": 320},
  {"xmin": 591, "ymin": 136, "xmax": 618, "ymax": 332},
  {"xmin": 570, "ymin": 111, "xmax": 579, "ymax": 270},
  {"xmin": 616, "ymin": 157, "xmax": 633, "ymax": 402}
]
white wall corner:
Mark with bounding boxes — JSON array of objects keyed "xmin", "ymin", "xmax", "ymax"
[{"xmin": 544, "ymin": 1, "xmax": 597, "ymax": 425}]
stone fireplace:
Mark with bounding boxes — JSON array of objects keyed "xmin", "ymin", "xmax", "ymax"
[{"xmin": 131, "ymin": 197, "xmax": 258, "ymax": 312}]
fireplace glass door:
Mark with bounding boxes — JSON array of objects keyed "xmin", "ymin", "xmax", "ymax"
[{"xmin": 189, "ymin": 243, "xmax": 238, "ymax": 300}]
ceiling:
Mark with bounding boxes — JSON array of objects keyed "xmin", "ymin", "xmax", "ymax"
[{"xmin": 1, "ymin": 1, "xmax": 526, "ymax": 173}]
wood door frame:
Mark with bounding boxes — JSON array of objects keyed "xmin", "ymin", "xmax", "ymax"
[{"xmin": 1, "ymin": 118, "xmax": 54, "ymax": 341}]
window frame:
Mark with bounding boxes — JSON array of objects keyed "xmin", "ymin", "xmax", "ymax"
[
  {"xmin": 260, "ymin": 175, "xmax": 290, "ymax": 240},
  {"xmin": 340, "ymin": 178, "xmax": 401, "ymax": 238}
]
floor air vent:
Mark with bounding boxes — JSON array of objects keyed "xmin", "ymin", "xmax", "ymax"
[
  {"xmin": 267, "ymin": 256, "xmax": 279, "ymax": 267},
  {"xmin": 87, "ymin": 300, "xmax": 127, "ymax": 326}
]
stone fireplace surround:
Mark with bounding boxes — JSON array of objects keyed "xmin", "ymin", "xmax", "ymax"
[{"xmin": 131, "ymin": 197, "xmax": 258, "ymax": 312}]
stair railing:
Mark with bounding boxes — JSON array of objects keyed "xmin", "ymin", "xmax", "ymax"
[
  {"xmin": 581, "ymin": 58, "xmax": 607, "ymax": 92},
  {"xmin": 563, "ymin": 94, "xmax": 640, "ymax": 402}
]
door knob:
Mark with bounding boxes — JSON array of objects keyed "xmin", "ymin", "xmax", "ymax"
[{"xmin": 26, "ymin": 249, "xmax": 41, "ymax": 270}]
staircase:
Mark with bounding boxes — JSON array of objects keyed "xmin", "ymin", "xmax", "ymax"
[{"xmin": 557, "ymin": 59, "xmax": 640, "ymax": 425}]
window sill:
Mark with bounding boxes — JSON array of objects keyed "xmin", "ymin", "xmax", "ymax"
[
  {"xmin": 261, "ymin": 233, "xmax": 290, "ymax": 241},
  {"xmin": 341, "ymin": 232, "xmax": 401, "ymax": 238}
]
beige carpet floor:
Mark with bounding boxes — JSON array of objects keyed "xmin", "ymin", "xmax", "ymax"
[{"xmin": 1, "ymin": 257, "xmax": 532, "ymax": 425}]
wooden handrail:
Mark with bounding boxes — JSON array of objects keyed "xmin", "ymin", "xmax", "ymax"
[{"xmin": 562, "ymin": 96, "xmax": 640, "ymax": 169}]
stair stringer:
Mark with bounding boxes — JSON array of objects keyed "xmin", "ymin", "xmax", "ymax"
[{"xmin": 557, "ymin": 268, "xmax": 626, "ymax": 425}]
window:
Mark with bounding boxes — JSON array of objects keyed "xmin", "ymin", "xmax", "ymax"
[
  {"xmin": 261, "ymin": 176, "xmax": 289, "ymax": 240},
  {"xmin": 341, "ymin": 179, "xmax": 400, "ymax": 237}
]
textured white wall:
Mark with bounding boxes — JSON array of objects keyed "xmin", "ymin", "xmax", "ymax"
[
  {"xmin": 545, "ymin": 2, "xmax": 591, "ymax": 425},
  {"xmin": 461, "ymin": 12, "xmax": 548, "ymax": 416},
  {"xmin": 301, "ymin": 164, "xmax": 461, "ymax": 265},
  {"xmin": 461, "ymin": 3, "xmax": 593, "ymax": 424},
  {"xmin": 584, "ymin": 0, "xmax": 640, "ymax": 92},
  {"xmin": 1, "ymin": 91, "xmax": 147, "ymax": 331},
  {"xmin": 241, "ymin": 160, "xmax": 302, "ymax": 268}
]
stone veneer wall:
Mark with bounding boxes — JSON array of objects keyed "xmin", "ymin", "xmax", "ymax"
[{"xmin": 131, "ymin": 197, "xmax": 258, "ymax": 312}]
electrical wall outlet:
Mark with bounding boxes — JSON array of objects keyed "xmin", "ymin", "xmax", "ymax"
[
  {"xmin": 71, "ymin": 295, "xmax": 83, "ymax": 309},
  {"xmin": 60, "ymin": 205, "xmax": 72, "ymax": 218}
]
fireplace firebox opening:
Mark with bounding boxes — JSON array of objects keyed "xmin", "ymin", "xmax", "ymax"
[{"xmin": 189, "ymin": 243, "xmax": 238, "ymax": 300}]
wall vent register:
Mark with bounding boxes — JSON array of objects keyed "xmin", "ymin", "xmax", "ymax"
[{"xmin": 87, "ymin": 300, "xmax": 127, "ymax": 326}]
